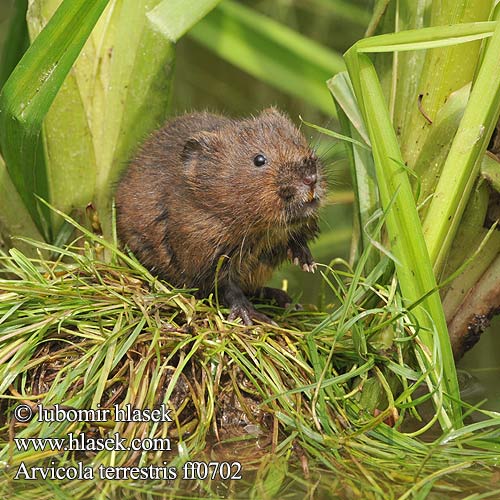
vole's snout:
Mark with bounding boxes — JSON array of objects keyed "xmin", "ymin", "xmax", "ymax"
[
  {"xmin": 302, "ymin": 173, "xmax": 317, "ymax": 186},
  {"xmin": 303, "ymin": 173, "xmax": 318, "ymax": 204}
]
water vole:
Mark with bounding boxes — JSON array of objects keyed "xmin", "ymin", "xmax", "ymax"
[{"xmin": 116, "ymin": 108, "xmax": 325, "ymax": 324}]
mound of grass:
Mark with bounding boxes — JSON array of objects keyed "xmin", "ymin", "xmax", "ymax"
[{"xmin": 1, "ymin": 213, "xmax": 500, "ymax": 499}]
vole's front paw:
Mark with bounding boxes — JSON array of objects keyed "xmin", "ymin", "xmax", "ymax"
[
  {"xmin": 287, "ymin": 243, "xmax": 316, "ymax": 273},
  {"xmin": 228, "ymin": 304, "xmax": 277, "ymax": 326}
]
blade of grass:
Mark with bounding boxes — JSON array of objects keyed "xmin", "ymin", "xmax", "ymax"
[
  {"xmin": 0, "ymin": 0, "xmax": 29, "ymax": 95},
  {"xmin": 1, "ymin": 224, "xmax": 500, "ymax": 496},
  {"xmin": 365, "ymin": 0, "xmax": 391, "ymax": 37},
  {"xmin": 329, "ymin": 72, "xmax": 380, "ymax": 270},
  {"xmin": 147, "ymin": 0, "xmax": 223, "ymax": 42},
  {"xmin": 356, "ymin": 21, "xmax": 495, "ymax": 53},
  {"xmin": 300, "ymin": 117, "xmax": 370, "ymax": 151},
  {"xmin": 189, "ymin": 0, "xmax": 344, "ymax": 114},
  {"xmin": 26, "ymin": 0, "xmax": 99, "ymax": 236},
  {"xmin": 344, "ymin": 47, "xmax": 461, "ymax": 429}
]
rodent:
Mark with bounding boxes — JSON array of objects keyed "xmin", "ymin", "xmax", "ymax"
[{"xmin": 115, "ymin": 108, "xmax": 325, "ymax": 324}]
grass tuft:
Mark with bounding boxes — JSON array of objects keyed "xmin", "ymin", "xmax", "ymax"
[{"xmin": 0, "ymin": 217, "xmax": 499, "ymax": 498}]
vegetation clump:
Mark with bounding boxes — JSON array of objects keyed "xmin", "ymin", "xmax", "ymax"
[{"xmin": 1, "ymin": 216, "xmax": 499, "ymax": 498}]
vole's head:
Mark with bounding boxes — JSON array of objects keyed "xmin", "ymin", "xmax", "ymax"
[{"xmin": 182, "ymin": 108, "xmax": 325, "ymax": 228}]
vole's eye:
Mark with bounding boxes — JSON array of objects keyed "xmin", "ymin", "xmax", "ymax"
[{"xmin": 253, "ymin": 154, "xmax": 267, "ymax": 167}]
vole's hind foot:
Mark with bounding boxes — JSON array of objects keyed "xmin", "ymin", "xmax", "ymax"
[
  {"xmin": 260, "ymin": 286, "xmax": 302, "ymax": 310},
  {"xmin": 223, "ymin": 281, "xmax": 277, "ymax": 326},
  {"xmin": 227, "ymin": 304, "xmax": 277, "ymax": 326},
  {"xmin": 287, "ymin": 242, "xmax": 316, "ymax": 273}
]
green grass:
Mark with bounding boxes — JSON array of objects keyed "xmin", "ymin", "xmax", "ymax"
[
  {"xmin": 1, "ymin": 211, "xmax": 499, "ymax": 499},
  {"xmin": 330, "ymin": 14, "xmax": 500, "ymax": 430}
]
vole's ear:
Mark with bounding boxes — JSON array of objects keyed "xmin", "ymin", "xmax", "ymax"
[{"xmin": 181, "ymin": 132, "xmax": 219, "ymax": 165}]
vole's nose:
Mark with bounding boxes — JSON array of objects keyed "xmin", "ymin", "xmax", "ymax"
[{"xmin": 303, "ymin": 173, "xmax": 317, "ymax": 186}]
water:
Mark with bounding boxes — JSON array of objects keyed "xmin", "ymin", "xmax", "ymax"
[{"xmin": 459, "ymin": 315, "xmax": 500, "ymax": 412}]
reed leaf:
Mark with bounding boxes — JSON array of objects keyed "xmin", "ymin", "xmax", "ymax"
[
  {"xmin": 189, "ymin": 0, "xmax": 344, "ymax": 114},
  {"xmin": 0, "ymin": 0, "xmax": 110, "ymax": 239}
]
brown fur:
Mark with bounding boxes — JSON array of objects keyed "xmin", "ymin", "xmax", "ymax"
[{"xmin": 115, "ymin": 108, "xmax": 325, "ymax": 322}]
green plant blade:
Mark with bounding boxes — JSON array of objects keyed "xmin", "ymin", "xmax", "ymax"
[
  {"xmin": 343, "ymin": 47, "xmax": 462, "ymax": 429},
  {"xmin": 422, "ymin": 19, "xmax": 500, "ymax": 275},
  {"xmin": 189, "ymin": 0, "xmax": 344, "ymax": 114},
  {"xmin": 328, "ymin": 72, "xmax": 379, "ymax": 271},
  {"xmin": 413, "ymin": 84, "xmax": 470, "ymax": 216},
  {"xmin": 357, "ymin": 21, "xmax": 495, "ymax": 53},
  {"xmin": 389, "ymin": 0, "xmax": 432, "ymax": 147},
  {"xmin": 0, "ymin": 0, "xmax": 29, "ymax": 95},
  {"xmin": 54, "ymin": 0, "xmax": 176, "ymax": 240},
  {"xmin": 0, "ymin": 0, "xmax": 110, "ymax": 239},
  {"xmin": 26, "ymin": 0, "xmax": 98, "ymax": 234},
  {"xmin": 399, "ymin": 3, "xmax": 493, "ymax": 169},
  {"xmin": 365, "ymin": 0, "xmax": 391, "ymax": 37},
  {"xmin": 147, "ymin": 0, "xmax": 223, "ymax": 42},
  {"xmin": 0, "ymin": 154, "xmax": 43, "ymax": 256}
]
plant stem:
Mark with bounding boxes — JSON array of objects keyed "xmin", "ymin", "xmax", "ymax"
[
  {"xmin": 400, "ymin": 0, "xmax": 493, "ymax": 169},
  {"xmin": 422, "ymin": 19, "xmax": 500, "ymax": 276}
]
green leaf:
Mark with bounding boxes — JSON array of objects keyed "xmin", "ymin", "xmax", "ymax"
[
  {"xmin": 91, "ymin": 0, "xmax": 176, "ymax": 240},
  {"xmin": 300, "ymin": 117, "xmax": 370, "ymax": 151},
  {"xmin": 400, "ymin": 2, "xmax": 493, "ymax": 169},
  {"xmin": 481, "ymin": 151, "xmax": 500, "ymax": 192},
  {"xmin": 0, "ymin": 154, "xmax": 44, "ymax": 256},
  {"xmin": 422, "ymin": 20, "xmax": 500, "ymax": 275},
  {"xmin": 329, "ymin": 72, "xmax": 379, "ymax": 271},
  {"xmin": 189, "ymin": 0, "xmax": 344, "ymax": 114},
  {"xmin": 413, "ymin": 83, "xmax": 470, "ymax": 215},
  {"xmin": 365, "ymin": 0, "xmax": 391, "ymax": 37},
  {"xmin": 0, "ymin": 0, "xmax": 29, "ymax": 94},
  {"xmin": 147, "ymin": 0, "xmax": 223, "ymax": 42},
  {"xmin": 38, "ymin": 0, "xmax": 176, "ymax": 239},
  {"xmin": 26, "ymin": 0, "xmax": 99, "ymax": 233},
  {"xmin": 343, "ymin": 46, "xmax": 462, "ymax": 429},
  {"xmin": 3, "ymin": 0, "xmax": 182, "ymax": 240},
  {"xmin": 357, "ymin": 21, "xmax": 495, "ymax": 53},
  {"xmin": 0, "ymin": 0, "xmax": 111, "ymax": 239}
]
